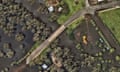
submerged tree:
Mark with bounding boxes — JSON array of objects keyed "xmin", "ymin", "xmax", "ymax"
[{"xmin": 15, "ymin": 32, "xmax": 25, "ymax": 42}]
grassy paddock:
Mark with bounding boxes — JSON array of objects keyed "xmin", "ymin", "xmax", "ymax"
[
  {"xmin": 99, "ymin": 8, "xmax": 120, "ymax": 43},
  {"xmin": 66, "ymin": 17, "xmax": 84, "ymax": 39},
  {"xmin": 57, "ymin": 0, "xmax": 84, "ymax": 24},
  {"xmin": 57, "ymin": 0, "xmax": 85, "ymax": 39}
]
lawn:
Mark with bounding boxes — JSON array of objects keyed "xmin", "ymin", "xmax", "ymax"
[
  {"xmin": 28, "ymin": 1, "xmax": 85, "ymax": 63},
  {"xmin": 99, "ymin": 8, "xmax": 120, "ymax": 43},
  {"xmin": 57, "ymin": 0, "xmax": 85, "ymax": 39},
  {"xmin": 66, "ymin": 17, "xmax": 84, "ymax": 39},
  {"xmin": 57, "ymin": 0, "xmax": 84, "ymax": 24}
]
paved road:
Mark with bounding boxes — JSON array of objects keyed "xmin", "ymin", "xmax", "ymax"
[{"xmin": 26, "ymin": 1, "xmax": 120, "ymax": 64}]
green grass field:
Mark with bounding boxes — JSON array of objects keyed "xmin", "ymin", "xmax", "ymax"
[
  {"xmin": 57, "ymin": 0, "xmax": 84, "ymax": 24},
  {"xmin": 29, "ymin": 1, "xmax": 85, "ymax": 62},
  {"xmin": 99, "ymin": 8, "xmax": 120, "ymax": 43},
  {"xmin": 57, "ymin": 0, "xmax": 85, "ymax": 39},
  {"xmin": 66, "ymin": 17, "xmax": 84, "ymax": 39}
]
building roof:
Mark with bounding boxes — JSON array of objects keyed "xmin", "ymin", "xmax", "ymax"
[
  {"xmin": 47, "ymin": 0, "xmax": 59, "ymax": 6},
  {"xmin": 48, "ymin": 6, "xmax": 54, "ymax": 12}
]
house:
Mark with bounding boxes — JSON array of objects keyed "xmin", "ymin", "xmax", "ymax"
[
  {"xmin": 46, "ymin": 0, "xmax": 59, "ymax": 7},
  {"xmin": 88, "ymin": 0, "xmax": 105, "ymax": 5},
  {"xmin": 48, "ymin": 6, "xmax": 54, "ymax": 12},
  {"xmin": 46, "ymin": 0, "xmax": 60, "ymax": 13}
]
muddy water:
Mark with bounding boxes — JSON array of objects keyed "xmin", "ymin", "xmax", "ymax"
[
  {"xmin": 0, "ymin": 0, "xmax": 82, "ymax": 71},
  {"xmin": 15, "ymin": 0, "xmax": 59, "ymax": 30},
  {"xmin": 11, "ymin": 64, "xmax": 27, "ymax": 72},
  {"xmin": 0, "ymin": 27, "xmax": 34, "ymax": 70},
  {"xmin": 9, "ymin": 60, "xmax": 39, "ymax": 72},
  {"xmin": 12, "ymin": 0, "xmax": 120, "ymax": 71},
  {"xmin": 0, "ymin": 0, "xmax": 52, "ymax": 71},
  {"xmin": 14, "ymin": 0, "xmax": 80, "ymax": 53},
  {"xmin": 73, "ymin": 21, "xmax": 102, "ymax": 54},
  {"xmin": 15, "ymin": 0, "xmax": 81, "ymax": 59}
]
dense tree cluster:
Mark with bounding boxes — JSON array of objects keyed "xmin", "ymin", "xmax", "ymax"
[
  {"xmin": 75, "ymin": 41, "xmax": 120, "ymax": 72},
  {"xmin": 15, "ymin": 32, "xmax": 25, "ymax": 41},
  {"xmin": 32, "ymin": 38, "xmax": 82, "ymax": 72},
  {"xmin": 2, "ymin": 42, "xmax": 15, "ymax": 58},
  {"xmin": 0, "ymin": 0, "xmax": 52, "ymax": 43},
  {"xmin": 0, "ymin": 0, "xmax": 53, "ymax": 71},
  {"xmin": 0, "ymin": 0, "xmax": 120, "ymax": 72}
]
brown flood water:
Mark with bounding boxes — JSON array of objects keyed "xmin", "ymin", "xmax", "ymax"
[{"xmin": 10, "ymin": 62, "xmax": 28, "ymax": 72}]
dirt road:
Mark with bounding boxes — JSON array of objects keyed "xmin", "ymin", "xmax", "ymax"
[{"xmin": 25, "ymin": 0, "xmax": 120, "ymax": 64}]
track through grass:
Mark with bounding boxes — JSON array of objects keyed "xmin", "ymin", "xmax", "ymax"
[{"xmin": 99, "ymin": 8, "xmax": 120, "ymax": 43}]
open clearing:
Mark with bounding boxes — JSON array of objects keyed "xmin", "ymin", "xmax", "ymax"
[{"xmin": 99, "ymin": 8, "xmax": 120, "ymax": 43}]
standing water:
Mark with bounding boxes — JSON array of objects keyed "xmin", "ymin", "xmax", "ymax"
[{"xmin": 10, "ymin": 61, "xmax": 28, "ymax": 72}]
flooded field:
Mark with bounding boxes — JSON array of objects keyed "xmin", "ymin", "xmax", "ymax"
[
  {"xmin": 0, "ymin": 0, "xmax": 52, "ymax": 71},
  {"xmin": 0, "ymin": 0, "xmax": 120, "ymax": 72},
  {"xmin": 73, "ymin": 15, "xmax": 120, "ymax": 71},
  {"xmin": 0, "ymin": 0, "xmax": 79, "ymax": 71}
]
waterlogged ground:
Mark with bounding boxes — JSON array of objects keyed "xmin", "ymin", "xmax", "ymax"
[{"xmin": 0, "ymin": 0, "xmax": 120, "ymax": 72}]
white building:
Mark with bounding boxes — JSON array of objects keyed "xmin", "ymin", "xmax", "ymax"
[
  {"xmin": 98, "ymin": 0, "xmax": 104, "ymax": 2},
  {"xmin": 42, "ymin": 64, "xmax": 48, "ymax": 69},
  {"xmin": 48, "ymin": 6, "xmax": 54, "ymax": 12}
]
